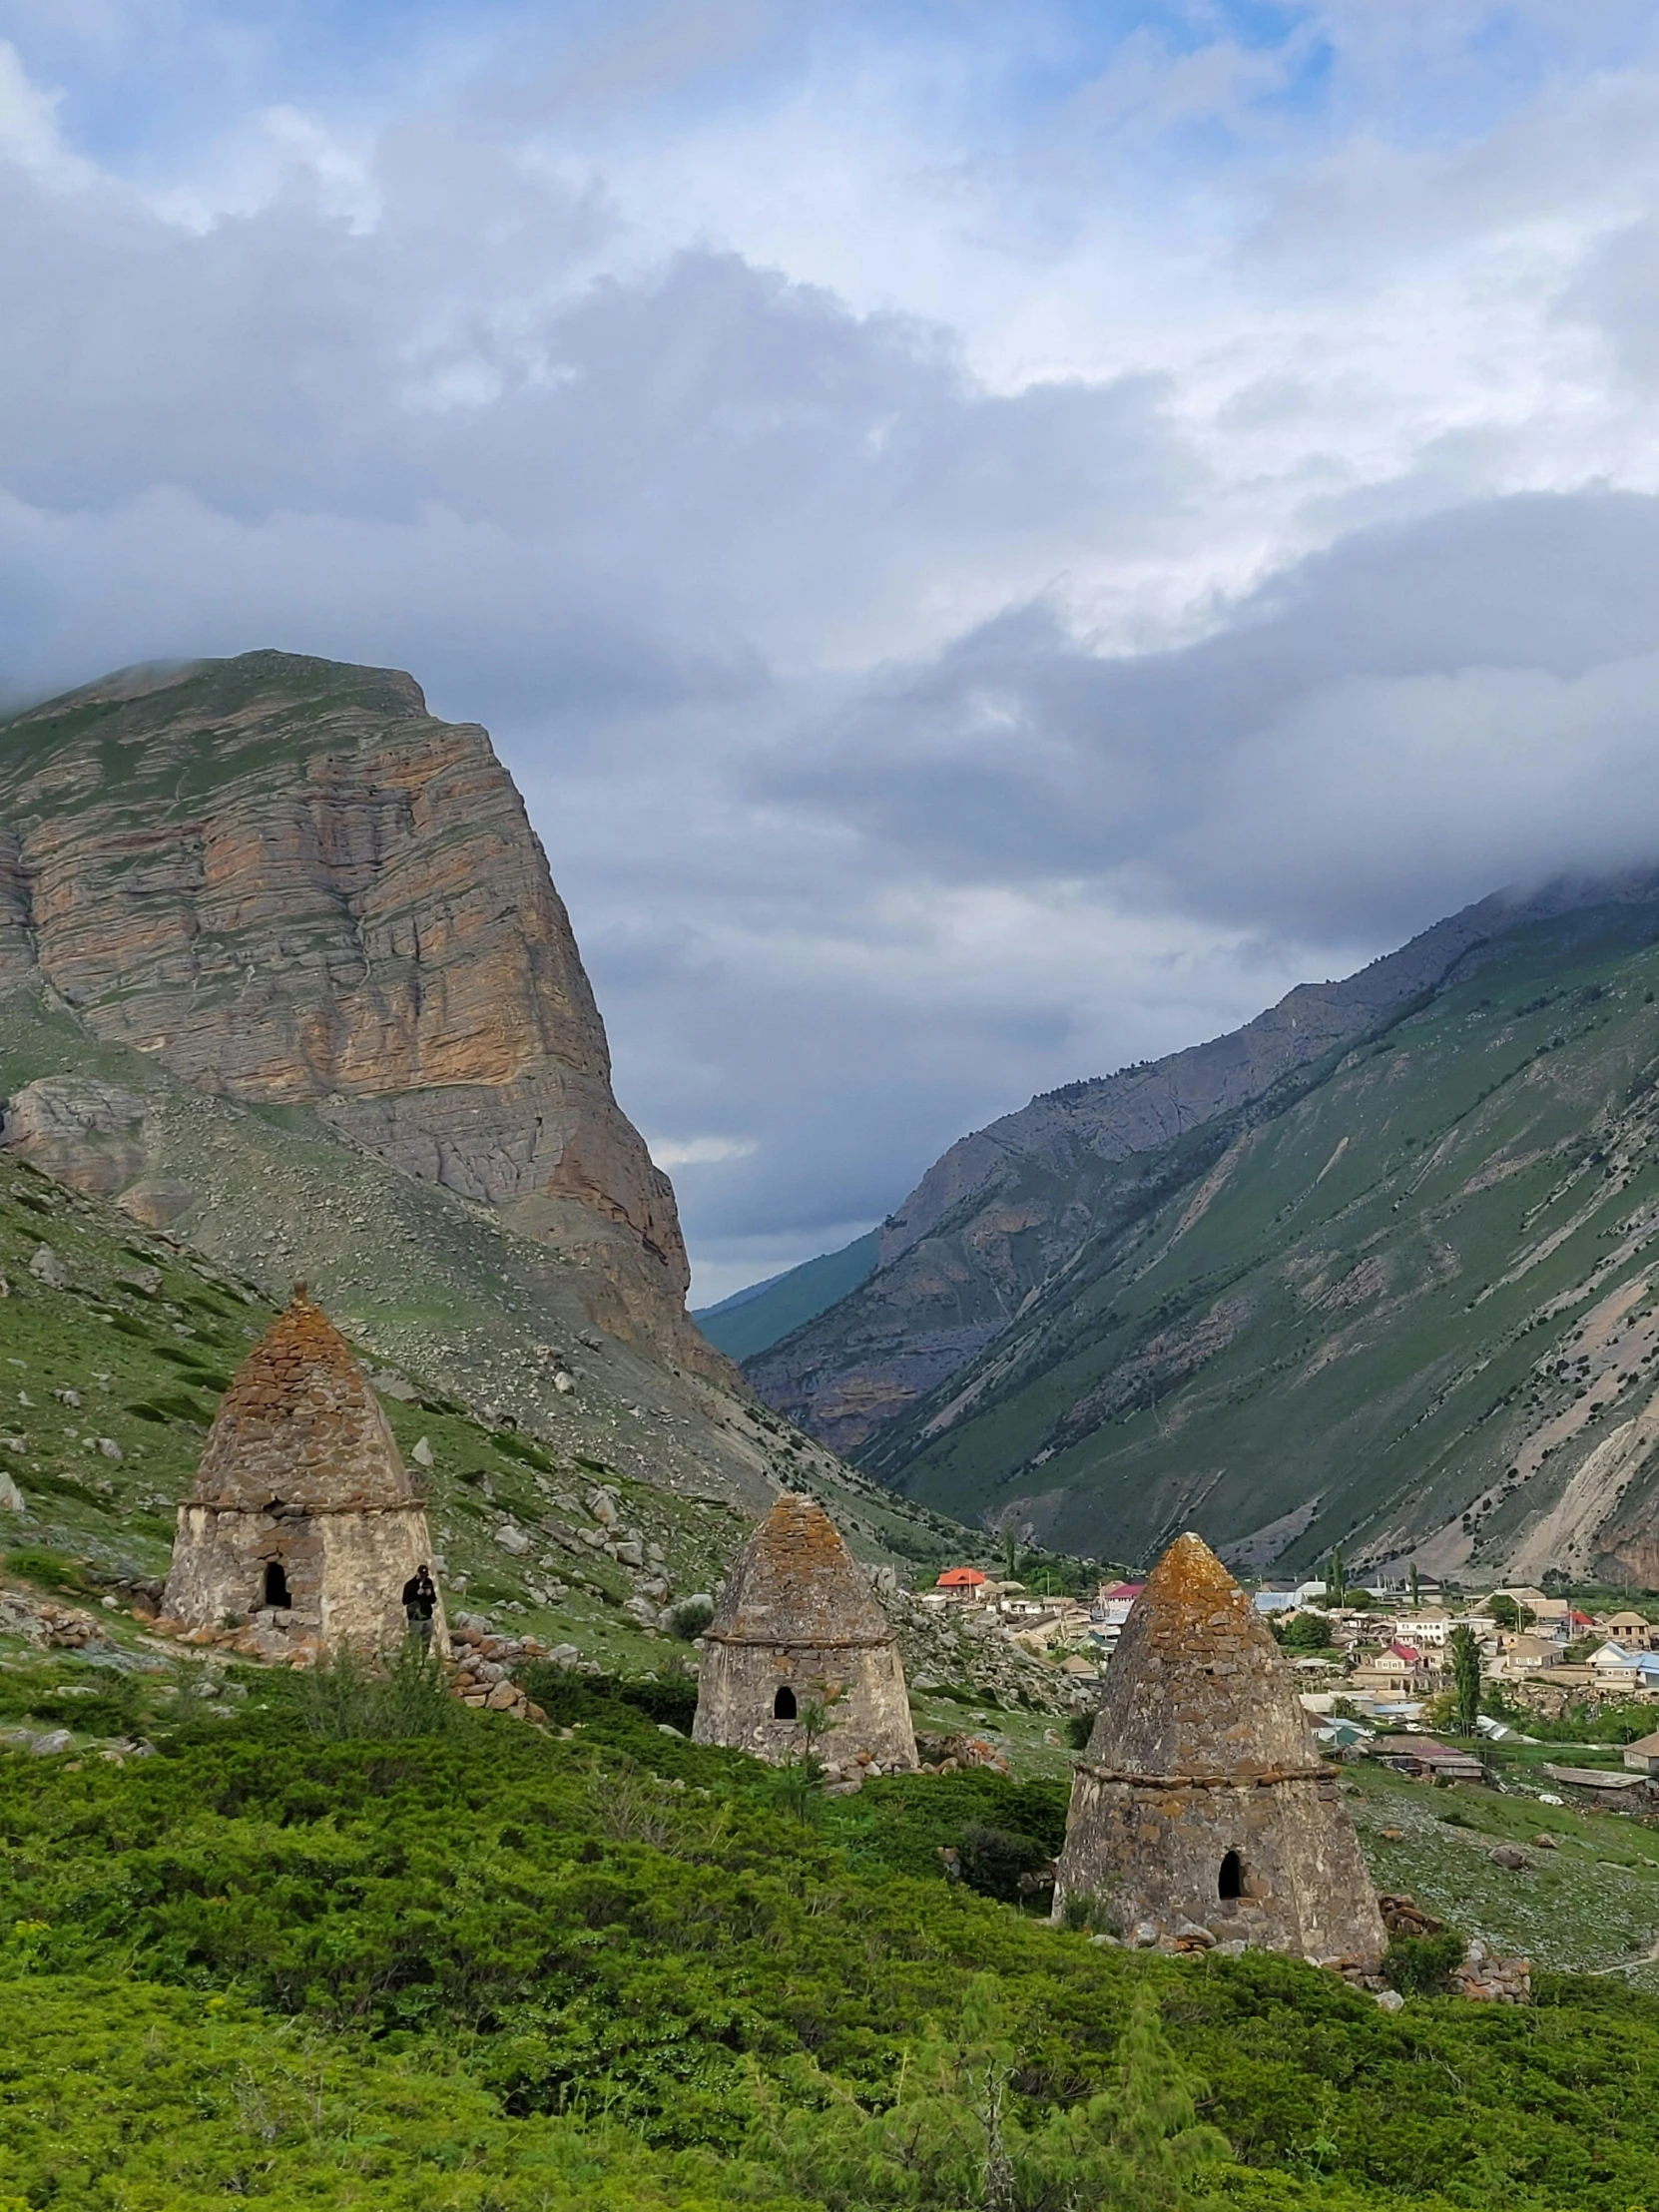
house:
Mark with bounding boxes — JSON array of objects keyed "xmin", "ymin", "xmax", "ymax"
[
  {"xmin": 1622, "ymin": 1729, "xmax": 1659, "ymax": 1775},
  {"xmin": 1094, "ymin": 1580, "xmax": 1144, "ymax": 1622},
  {"xmin": 934, "ymin": 1567, "xmax": 989, "ymax": 1602},
  {"xmin": 1541, "ymin": 1762, "xmax": 1649, "ymax": 1800},
  {"xmin": 1488, "ymin": 1632, "xmax": 1562, "ymax": 1680},
  {"xmin": 1372, "ymin": 1736, "xmax": 1484, "ymax": 1784},
  {"xmin": 1349, "ymin": 1650, "xmax": 1433, "ymax": 1696},
  {"xmin": 1391, "ymin": 1608, "xmax": 1454, "ymax": 1648},
  {"xmin": 1589, "ymin": 1642, "xmax": 1644, "ymax": 1693},
  {"xmin": 1600, "ymin": 1610, "xmax": 1659, "ymax": 1652}
]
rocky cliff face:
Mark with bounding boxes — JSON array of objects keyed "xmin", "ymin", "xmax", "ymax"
[
  {"xmin": 749, "ymin": 870, "xmax": 1659, "ymax": 1456},
  {"xmin": 0, "ymin": 652, "xmax": 700, "ymax": 1368}
]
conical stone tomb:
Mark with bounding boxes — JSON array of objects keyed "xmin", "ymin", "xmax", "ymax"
[
  {"xmin": 1053, "ymin": 1532, "xmax": 1383, "ymax": 1963},
  {"xmin": 161, "ymin": 1285, "xmax": 446, "ymax": 1662},
  {"xmin": 693, "ymin": 1491, "xmax": 917, "ymax": 1771}
]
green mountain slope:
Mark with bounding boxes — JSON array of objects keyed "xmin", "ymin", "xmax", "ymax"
[
  {"xmin": 851, "ymin": 896, "xmax": 1659, "ymax": 1579},
  {"xmin": 695, "ymin": 1231, "xmax": 879, "ymax": 1361},
  {"xmin": 0, "ymin": 1057, "xmax": 1005, "ymax": 1657}
]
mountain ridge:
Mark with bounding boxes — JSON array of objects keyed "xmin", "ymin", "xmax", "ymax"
[{"xmin": 747, "ymin": 867, "xmax": 1659, "ymax": 1455}]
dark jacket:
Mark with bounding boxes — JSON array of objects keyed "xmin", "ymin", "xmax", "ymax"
[{"xmin": 401, "ymin": 1574, "xmax": 436, "ymax": 1619}]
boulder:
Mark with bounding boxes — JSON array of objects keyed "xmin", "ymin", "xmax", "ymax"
[{"xmin": 28, "ymin": 1244, "xmax": 68, "ymax": 1289}]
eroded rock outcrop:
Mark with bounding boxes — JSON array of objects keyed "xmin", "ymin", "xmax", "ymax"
[{"xmin": 0, "ymin": 652, "xmax": 704, "ymax": 1368}]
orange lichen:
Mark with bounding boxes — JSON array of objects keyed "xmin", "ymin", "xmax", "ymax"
[{"xmin": 709, "ymin": 1492, "xmax": 893, "ymax": 1648}]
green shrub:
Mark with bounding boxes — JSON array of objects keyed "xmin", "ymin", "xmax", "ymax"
[
  {"xmin": 290, "ymin": 1643, "xmax": 463, "ymax": 1741},
  {"xmin": 955, "ymin": 1821, "xmax": 1054, "ymax": 1904},
  {"xmin": 1382, "ymin": 1931, "xmax": 1464, "ymax": 1994},
  {"xmin": 668, "ymin": 1596, "xmax": 715, "ymax": 1640}
]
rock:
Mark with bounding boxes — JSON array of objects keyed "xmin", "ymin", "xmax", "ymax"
[
  {"xmin": 0, "ymin": 655, "xmax": 724, "ymax": 1377},
  {"xmin": 485, "ymin": 1682, "xmax": 519, "ymax": 1711},
  {"xmin": 3, "ymin": 1080, "xmax": 152, "ymax": 1201},
  {"xmin": 0, "ymin": 1469, "xmax": 24, "ymax": 1512},
  {"xmin": 656, "ymin": 1723, "xmax": 684, "ymax": 1737},
  {"xmin": 553, "ymin": 1371, "xmax": 577, "ymax": 1394},
  {"xmin": 1533, "ymin": 1833, "xmax": 1558, "ymax": 1850},
  {"xmin": 98, "ymin": 1437, "xmax": 123, "ymax": 1461},
  {"xmin": 368, "ymin": 1371, "xmax": 419, "ymax": 1402},
  {"xmin": 1488, "ymin": 1846, "xmax": 1529, "ymax": 1871},
  {"xmin": 613, "ymin": 1540, "xmax": 645, "ymax": 1568},
  {"xmin": 1130, "ymin": 1922, "xmax": 1160, "ymax": 1949},
  {"xmin": 548, "ymin": 1643, "xmax": 582, "ymax": 1666},
  {"xmin": 51, "ymin": 1388, "xmax": 81, "ymax": 1407},
  {"xmin": 494, "ymin": 1523, "xmax": 532, "ymax": 1556},
  {"xmin": 28, "ymin": 1244, "xmax": 68, "ymax": 1289},
  {"xmin": 411, "ymin": 1436, "xmax": 434, "ymax": 1468},
  {"xmin": 1380, "ymin": 1827, "xmax": 1403, "ymax": 1842},
  {"xmin": 587, "ymin": 1488, "xmax": 621, "ymax": 1527},
  {"xmin": 29, "ymin": 1729, "xmax": 74, "ymax": 1756},
  {"xmin": 621, "ymin": 1595, "xmax": 659, "ymax": 1627},
  {"xmin": 1375, "ymin": 1988, "xmax": 1406, "ymax": 2013},
  {"xmin": 1172, "ymin": 1922, "xmax": 1217, "ymax": 1949}
]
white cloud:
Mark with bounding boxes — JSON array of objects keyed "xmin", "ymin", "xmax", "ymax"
[
  {"xmin": 648, "ymin": 1135, "xmax": 759, "ymax": 1166},
  {"xmin": 8, "ymin": 8, "xmax": 1659, "ymax": 1291}
]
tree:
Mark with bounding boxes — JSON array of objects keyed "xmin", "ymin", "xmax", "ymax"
[
  {"xmin": 1409, "ymin": 1563, "xmax": 1421, "ymax": 1610},
  {"xmin": 1272, "ymin": 1611, "xmax": 1337, "ymax": 1654},
  {"xmin": 1488, "ymin": 1594, "xmax": 1535, "ymax": 1631},
  {"xmin": 1327, "ymin": 1547, "xmax": 1348, "ymax": 1605},
  {"xmin": 753, "ymin": 1975, "xmax": 1229, "ymax": 2210},
  {"xmin": 1449, "ymin": 1623, "xmax": 1481, "ymax": 1736}
]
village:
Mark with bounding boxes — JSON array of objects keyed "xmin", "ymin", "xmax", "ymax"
[{"xmin": 916, "ymin": 1556, "xmax": 1659, "ymax": 1809}]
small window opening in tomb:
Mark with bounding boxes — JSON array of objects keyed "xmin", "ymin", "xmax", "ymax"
[
  {"xmin": 263, "ymin": 1560, "xmax": 291, "ymax": 1609},
  {"xmin": 1218, "ymin": 1850, "xmax": 1244, "ymax": 1902},
  {"xmin": 773, "ymin": 1685, "xmax": 797, "ymax": 1720}
]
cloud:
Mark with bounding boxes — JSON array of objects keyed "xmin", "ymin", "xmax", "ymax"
[
  {"xmin": 647, "ymin": 1135, "xmax": 759, "ymax": 1166},
  {"xmin": 9, "ymin": 7, "xmax": 1659, "ymax": 1294}
]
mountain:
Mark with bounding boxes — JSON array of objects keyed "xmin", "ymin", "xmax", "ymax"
[
  {"xmin": 748, "ymin": 875, "xmax": 1659, "ymax": 1582},
  {"xmin": 0, "ymin": 652, "xmax": 698, "ymax": 1371},
  {"xmin": 694, "ymin": 1231, "xmax": 879, "ymax": 1362}
]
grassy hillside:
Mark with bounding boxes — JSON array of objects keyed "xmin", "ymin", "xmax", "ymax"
[
  {"xmin": 855, "ymin": 897, "xmax": 1659, "ymax": 1577},
  {"xmin": 0, "ymin": 985, "xmax": 1005, "ymax": 1597},
  {"xmin": 0, "ymin": 1151, "xmax": 1008, "ymax": 1678},
  {"xmin": 8, "ymin": 1666, "xmax": 1659, "ymax": 2209},
  {"xmin": 696, "ymin": 1232, "xmax": 879, "ymax": 1362}
]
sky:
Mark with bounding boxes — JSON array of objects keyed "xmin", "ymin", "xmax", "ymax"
[{"xmin": 8, "ymin": 4, "xmax": 1659, "ymax": 1301}]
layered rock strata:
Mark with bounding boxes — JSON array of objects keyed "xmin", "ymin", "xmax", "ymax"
[{"xmin": 0, "ymin": 652, "xmax": 702, "ymax": 1367}]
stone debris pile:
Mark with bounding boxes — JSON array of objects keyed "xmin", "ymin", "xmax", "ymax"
[
  {"xmin": 915, "ymin": 1731, "xmax": 1012, "ymax": 1775},
  {"xmin": 1450, "ymin": 1941, "xmax": 1531, "ymax": 2004},
  {"xmin": 446, "ymin": 1612, "xmax": 548, "ymax": 1720}
]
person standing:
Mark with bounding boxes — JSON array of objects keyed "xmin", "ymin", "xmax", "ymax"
[{"xmin": 402, "ymin": 1563, "xmax": 437, "ymax": 1649}]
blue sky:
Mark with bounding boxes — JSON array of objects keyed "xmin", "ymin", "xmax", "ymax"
[{"xmin": 7, "ymin": 1, "xmax": 1659, "ymax": 1300}]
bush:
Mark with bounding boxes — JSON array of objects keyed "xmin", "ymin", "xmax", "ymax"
[
  {"xmin": 290, "ymin": 1642, "xmax": 462, "ymax": 1740},
  {"xmin": 955, "ymin": 1821, "xmax": 1054, "ymax": 1904},
  {"xmin": 1382, "ymin": 1931, "xmax": 1464, "ymax": 1994},
  {"xmin": 668, "ymin": 1595, "xmax": 715, "ymax": 1640}
]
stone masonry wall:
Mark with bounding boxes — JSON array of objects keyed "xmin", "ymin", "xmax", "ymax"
[{"xmin": 693, "ymin": 1636, "xmax": 917, "ymax": 1770}]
